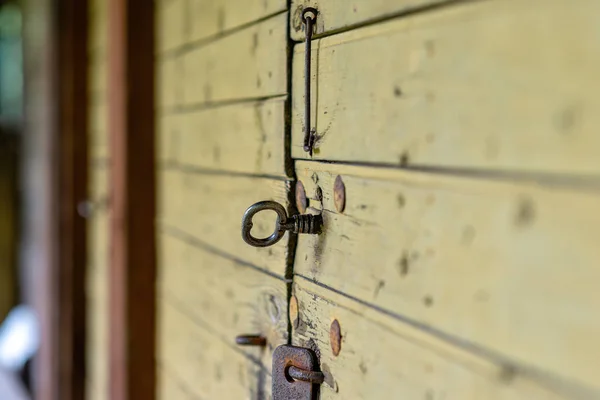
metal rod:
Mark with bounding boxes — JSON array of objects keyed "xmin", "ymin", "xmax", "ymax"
[
  {"xmin": 302, "ymin": 8, "xmax": 317, "ymax": 155},
  {"xmin": 287, "ymin": 366, "xmax": 325, "ymax": 384}
]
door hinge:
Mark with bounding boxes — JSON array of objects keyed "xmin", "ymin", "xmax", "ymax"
[{"xmin": 272, "ymin": 345, "xmax": 324, "ymax": 400}]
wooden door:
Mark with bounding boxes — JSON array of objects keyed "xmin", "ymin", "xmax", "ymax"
[{"xmin": 155, "ymin": 0, "xmax": 600, "ymax": 399}]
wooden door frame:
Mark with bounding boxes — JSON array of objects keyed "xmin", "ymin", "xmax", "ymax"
[
  {"xmin": 21, "ymin": 0, "xmax": 88, "ymax": 399},
  {"xmin": 107, "ymin": 0, "xmax": 157, "ymax": 399}
]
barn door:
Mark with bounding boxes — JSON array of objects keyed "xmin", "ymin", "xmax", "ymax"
[{"xmin": 155, "ymin": 0, "xmax": 600, "ymax": 399}]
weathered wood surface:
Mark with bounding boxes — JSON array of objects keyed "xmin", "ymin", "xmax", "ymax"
[
  {"xmin": 159, "ymin": 367, "xmax": 197, "ymax": 400},
  {"xmin": 294, "ymin": 160, "xmax": 600, "ymax": 390},
  {"xmin": 182, "ymin": 13, "xmax": 288, "ymax": 106},
  {"xmin": 157, "ymin": 0, "xmax": 286, "ymax": 53},
  {"xmin": 291, "ymin": 0, "xmax": 600, "ymax": 174},
  {"xmin": 290, "ymin": 0, "xmax": 450, "ymax": 40},
  {"xmin": 158, "ymin": 57, "xmax": 181, "ymax": 109},
  {"xmin": 159, "ymin": 299, "xmax": 274, "ymax": 400},
  {"xmin": 159, "ymin": 96, "xmax": 289, "ymax": 177},
  {"xmin": 158, "ymin": 233, "xmax": 288, "ymax": 369},
  {"xmin": 292, "ymin": 278, "xmax": 599, "ymax": 400},
  {"xmin": 158, "ymin": 168, "xmax": 291, "ymax": 275}
]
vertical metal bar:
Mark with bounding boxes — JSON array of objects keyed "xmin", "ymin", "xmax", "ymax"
[{"xmin": 302, "ymin": 8, "xmax": 317, "ymax": 155}]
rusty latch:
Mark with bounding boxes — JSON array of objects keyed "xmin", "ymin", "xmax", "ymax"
[{"xmin": 272, "ymin": 345, "xmax": 324, "ymax": 400}]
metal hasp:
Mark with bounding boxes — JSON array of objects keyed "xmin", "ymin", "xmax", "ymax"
[
  {"xmin": 273, "ymin": 345, "xmax": 324, "ymax": 400},
  {"xmin": 241, "ymin": 201, "xmax": 322, "ymax": 248},
  {"xmin": 302, "ymin": 7, "xmax": 318, "ymax": 156}
]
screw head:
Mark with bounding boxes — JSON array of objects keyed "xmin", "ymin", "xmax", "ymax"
[
  {"xmin": 333, "ymin": 175, "xmax": 346, "ymax": 213},
  {"xmin": 330, "ymin": 319, "xmax": 342, "ymax": 356},
  {"xmin": 296, "ymin": 181, "xmax": 307, "ymax": 213},
  {"xmin": 289, "ymin": 295, "xmax": 299, "ymax": 329}
]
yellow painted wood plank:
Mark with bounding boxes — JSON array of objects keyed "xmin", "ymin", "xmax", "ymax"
[
  {"xmin": 158, "ymin": 57, "xmax": 183, "ymax": 109},
  {"xmin": 158, "ymin": 168, "xmax": 291, "ymax": 275},
  {"xmin": 157, "ymin": 0, "xmax": 186, "ymax": 52},
  {"xmin": 291, "ymin": 0, "xmax": 600, "ymax": 174},
  {"xmin": 290, "ymin": 0, "xmax": 449, "ymax": 40},
  {"xmin": 159, "ymin": 299, "xmax": 273, "ymax": 400},
  {"xmin": 159, "ymin": 367, "xmax": 198, "ymax": 400},
  {"xmin": 176, "ymin": 97, "xmax": 288, "ymax": 176},
  {"xmin": 188, "ymin": 0, "xmax": 287, "ymax": 44},
  {"xmin": 157, "ymin": 112, "xmax": 178, "ymax": 163},
  {"xmin": 294, "ymin": 160, "xmax": 600, "ymax": 390},
  {"xmin": 158, "ymin": 233, "xmax": 288, "ymax": 370},
  {"xmin": 182, "ymin": 13, "xmax": 288, "ymax": 105},
  {"xmin": 292, "ymin": 278, "xmax": 598, "ymax": 400}
]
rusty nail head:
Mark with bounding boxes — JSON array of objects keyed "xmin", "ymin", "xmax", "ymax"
[
  {"xmin": 289, "ymin": 295, "xmax": 299, "ymax": 329},
  {"xmin": 296, "ymin": 181, "xmax": 307, "ymax": 213},
  {"xmin": 330, "ymin": 319, "xmax": 341, "ymax": 356},
  {"xmin": 333, "ymin": 176, "xmax": 346, "ymax": 213},
  {"xmin": 235, "ymin": 334, "xmax": 267, "ymax": 347}
]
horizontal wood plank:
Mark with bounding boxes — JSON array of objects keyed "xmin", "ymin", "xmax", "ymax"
[
  {"xmin": 182, "ymin": 13, "xmax": 288, "ymax": 106},
  {"xmin": 158, "ymin": 233, "xmax": 288, "ymax": 370},
  {"xmin": 294, "ymin": 160, "xmax": 600, "ymax": 390},
  {"xmin": 159, "ymin": 368, "xmax": 198, "ymax": 400},
  {"xmin": 289, "ymin": 0, "xmax": 449, "ymax": 40},
  {"xmin": 291, "ymin": 0, "xmax": 600, "ymax": 174},
  {"xmin": 157, "ymin": 0, "xmax": 287, "ymax": 53},
  {"xmin": 159, "ymin": 300, "xmax": 273, "ymax": 400},
  {"xmin": 158, "ymin": 168, "xmax": 291, "ymax": 275},
  {"xmin": 156, "ymin": 0, "xmax": 186, "ymax": 52},
  {"xmin": 188, "ymin": 0, "xmax": 287, "ymax": 44},
  {"xmin": 292, "ymin": 278, "xmax": 598, "ymax": 399},
  {"xmin": 169, "ymin": 96, "xmax": 289, "ymax": 177},
  {"xmin": 158, "ymin": 57, "xmax": 182, "ymax": 109}
]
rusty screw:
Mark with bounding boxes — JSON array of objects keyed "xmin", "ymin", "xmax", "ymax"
[
  {"xmin": 235, "ymin": 334, "xmax": 267, "ymax": 347},
  {"xmin": 289, "ymin": 295, "xmax": 300, "ymax": 329},
  {"xmin": 330, "ymin": 319, "xmax": 342, "ymax": 356},
  {"xmin": 295, "ymin": 181, "xmax": 307, "ymax": 213},
  {"xmin": 333, "ymin": 175, "xmax": 346, "ymax": 213}
]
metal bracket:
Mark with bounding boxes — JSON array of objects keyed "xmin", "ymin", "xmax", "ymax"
[{"xmin": 272, "ymin": 345, "xmax": 324, "ymax": 400}]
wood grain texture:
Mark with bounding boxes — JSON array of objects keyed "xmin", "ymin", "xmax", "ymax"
[
  {"xmin": 182, "ymin": 13, "xmax": 288, "ymax": 106},
  {"xmin": 294, "ymin": 160, "xmax": 600, "ymax": 390},
  {"xmin": 159, "ymin": 233, "xmax": 288, "ymax": 374},
  {"xmin": 159, "ymin": 299, "xmax": 274, "ymax": 400},
  {"xmin": 289, "ymin": 0, "xmax": 450, "ymax": 40},
  {"xmin": 291, "ymin": 0, "xmax": 600, "ymax": 174},
  {"xmin": 158, "ymin": 168, "xmax": 291, "ymax": 275},
  {"xmin": 292, "ymin": 278, "xmax": 599, "ymax": 400},
  {"xmin": 165, "ymin": 96, "xmax": 289, "ymax": 177}
]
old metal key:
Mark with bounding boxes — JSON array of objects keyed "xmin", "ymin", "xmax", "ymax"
[{"xmin": 241, "ymin": 201, "xmax": 322, "ymax": 247}]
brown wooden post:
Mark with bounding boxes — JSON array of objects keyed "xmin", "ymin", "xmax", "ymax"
[
  {"xmin": 57, "ymin": 0, "xmax": 89, "ymax": 399},
  {"xmin": 107, "ymin": 0, "xmax": 157, "ymax": 398}
]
